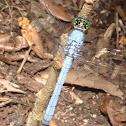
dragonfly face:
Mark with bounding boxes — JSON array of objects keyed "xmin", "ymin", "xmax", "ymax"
[{"xmin": 73, "ymin": 16, "xmax": 90, "ymax": 32}]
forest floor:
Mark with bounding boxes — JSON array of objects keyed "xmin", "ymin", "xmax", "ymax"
[{"xmin": 0, "ymin": 0, "xmax": 126, "ymax": 126}]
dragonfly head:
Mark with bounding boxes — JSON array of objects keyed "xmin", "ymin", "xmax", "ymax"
[{"xmin": 73, "ymin": 16, "xmax": 90, "ymax": 32}]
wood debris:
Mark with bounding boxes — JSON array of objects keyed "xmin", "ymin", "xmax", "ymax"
[{"xmin": 0, "ymin": 79, "xmax": 25, "ymax": 93}]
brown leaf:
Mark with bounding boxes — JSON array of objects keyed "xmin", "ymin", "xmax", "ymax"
[
  {"xmin": 100, "ymin": 95, "xmax": 111, "ymax": 114},
  {"xmin": 14, "ymin": 36, "xmax": 29, "ymax": 51},
  {"xmin": 39, "ymin": 0, "xmax": 72, "ymax": 22},
  {"xmin": 0, "ymin": 97, "xmax": 9, "ymax": 102},
  {"xmin": 116, "ymin": 6, "xmax": 126, "ymax": 20},
  {"xmin": 49, "ymin": 120, "xmax": 58, "ymax": 126},
  {"xmin": 77, "ymin": 0, "xmax": 85, "ymax": 9},
  {"xmin": 0, "ymin": 34, "xmax": 10, "ymax": 44},
  {"xmin": 85, "ymin": 0, "xmax": 97, "ymax": 4},
  {"xmin": 24, "ymin": 59, "xmax": 52, "ymax": 75},
  {"xmin": 0, "ymin": 34, "xmax": 11, "ymax": 52},
  {"xmin": 9, "ymin": 53, "xmax": 38, "ymax": 62},
  {"xmin": 0, "ymin": 34, "xmax": 28, "ymax": 52},
  {"xmin": 116, "ymin": 114, "xmax": 126, "ymax": 122},
  {"xmin": 107, "ymin": 100, "xmax": 123, "ymax": 126},
  {"xmin": 118, "ymin": 35, "xmax": 126, "ymax": 49},
  {"xmin": 17, "ymin": 75, "xmax": 43, "ymax": 92},
  {"xmin": 100, "ymin": 95, "xmax": 125, "ymax": 126},
  {"xmin": 0, "ymin": 79, "xmax": 26, "ymax": 93},
  {"xmin": 34, "ymin": 72, "xmax": 49, "ymax": 85},
  {"xmin": 0, "ymin": 54, "xmax": 16, "ymax": 65},
  {"xmin": 18, "ymin": 17, "xmax": 44, "ymax": 58}
]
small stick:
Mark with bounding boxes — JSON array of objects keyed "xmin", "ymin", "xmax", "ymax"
[
  {"xmin": 17, "ymin": 46, "xmax": 32, "ymax": 74},
  {"xmin": 118, "ymin": 19, "xmax": 126, "ymax": 34},
  {"xmin": 78, "ymin": 0, "xmax": 98, "ymax": 17},
  {"xmin": 116, "ymin": 12, "xmax": 119, "ymax": 48},
  {"xmin": 0, "ymin": 99, "xmax": 13, "ymax": 108}
]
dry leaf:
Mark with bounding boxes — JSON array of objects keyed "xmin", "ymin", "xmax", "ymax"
[
  {"xmin": 15, "ymin": 36, "xmax": 29, "ymax": 51},
  {"xmin": 100, "ymin": 95, "xmax": 126, "ymax": 126},
  {"xmin": 39, "ymin": 0, "xmax": 72, "ymax": 22},
  {"xmin": 116, "ymin": 6, "xmax": 126, "ymax": 20},
  {"xmin": 18, "ymin": 17, "xmax": 44, "ymax": 58},
  {"xmin": 24, "ymin": 60, "xmax": 52, "ymax": 75},
  {"xmin": 0, "ymin": 34, "xmax": 28, "ymax": 52},
  {"xmin": 0, "ymin": 97, "xmax": 9, "ymax": 102},
  {"xmin": 0, "ymin": 34, "xmax": 10, "ymax": 48},
  {"xmin": 17, "ymin": 75, "xmax": 43, "ymax": 92},
  {"xmin": 116, "ymin": 114, "xmax": 126, "ymax": 122},
  {"xmin": 93, "ymin": 48, "xmax": 107, "ymax": 60},
  {"xmin": 0, "ymin": 79, "xmax": 25, "ymax": 93},
  {"xmin": 9, "ymin": 53, "xmax": 38, "ymax": 62},
  {"xmin": 34, "ymin": 73, "xmax": 49, "ymax": 85},
  {"xmin": 38, "ymin": 69, "xmax": 123, "ymax": 97},
  {"xmin": 70, "ymin": 91, "xmax": 83, "ymax": 104},
  {"xmin": 118, "ymin": 35, "xmax": 126, "ymax": 49},
  {"xmin": 77, "ymin": 0, "xmax": 85, "ymax": 9},
  {"xmin": 100, "ymin": 95, "xmax": 111, "ymax": 114},
  {"xmin": 0, "ymin": 99, "xmax": 13, "ymax": 108},
  {"xmin": 85, "ymin": 0, "xmax": 97, "ymax": 4},
  {"xmin": 0, "ymin": 34, "xmax": 14, "ymax": 52},
  {"xmin": 49, "ymin": 120, "xmax": 58, "ymax": 126},
  {"xmin": 0, "ymin": 54, "xmax": 16, "ymax": 65}
]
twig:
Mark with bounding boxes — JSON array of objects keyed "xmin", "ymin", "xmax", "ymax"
[
  {"xmin": 0, "ymin": 79, "xmax": 25, "ymax": 93},
  {"xmin": 4, "ymin": 0, "xmax": 13, "ymax": 36},
  {"xmin": 26, "ymin": 67, "xmax": 59, "ymax": 126},
  {"xmin": 17, "ymin": 46, "xmax": 32, "ymax": 74},
  {"xmin": 116, "ymin": 12, "xmax": 119, "ymax": 49},
  {"xmin": 118, "ymin": 19, "xmax": 126, "ymax": 34},
  {"xmin": 78, "ymin": 0, "xmax": 98, "ymax": 17},
  {"xmin": 0, "ymin": 97, "xmax": 9, "ymax": 102},
  {"xmin": 0, "ymin": 99, "xmax": 13, "ymax": 107}
]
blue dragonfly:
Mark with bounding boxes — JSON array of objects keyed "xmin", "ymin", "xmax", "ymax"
[{"xmin": 43, "ymin": 16, "xmax": 90, "ymax": 126}]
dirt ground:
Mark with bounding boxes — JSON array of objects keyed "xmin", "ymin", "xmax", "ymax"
[{"xmin": 0, "ymin": 0, "xmax": 126, "ymax": 126}]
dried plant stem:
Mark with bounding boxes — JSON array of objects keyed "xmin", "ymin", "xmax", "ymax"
[
  {"xmin": 78, "ymin": 0, "xmax": 98, "ymax": 17},
  {"xmin": 78, "ymin": 2, "xmax": 94, "ymax": 17},
  {"xmin": 26, "ymin": 67, "xmax": 59, "ymax": 126},
  {"xmin": 17, "ymin": 46, "xmax": 32, "ymax": 74},
  {"xmin": 0, "ymin": 99, "xmax": 13, "ymax": 107},
  {"xmin": 116, "ymin": 12, "xmax": 119, "ymax": 48},
  {"xmin": 118, "ymin": 19, "xmax": 126, "ymax": 34}
]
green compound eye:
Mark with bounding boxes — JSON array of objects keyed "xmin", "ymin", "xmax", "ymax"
[{"xmin": 73, "ymin": 16, "xmax": 90, "ymax": 32}]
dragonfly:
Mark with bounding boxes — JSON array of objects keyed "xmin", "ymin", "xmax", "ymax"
[{"xmin": 42, "ymin": 16, "xmax": 90, "ymax": 125}]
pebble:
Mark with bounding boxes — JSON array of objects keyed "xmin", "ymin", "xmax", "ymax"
[
  {"xmin": 64, "ymin": 120, "xmax": 68, "ymax": 123},
  {"xmin": 83, "ymin": 119, "xmax": 89, "ymax": 125},
  {"xmin": 92, "ymin": 114, "xmax": 97, "ymax": 118}
]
